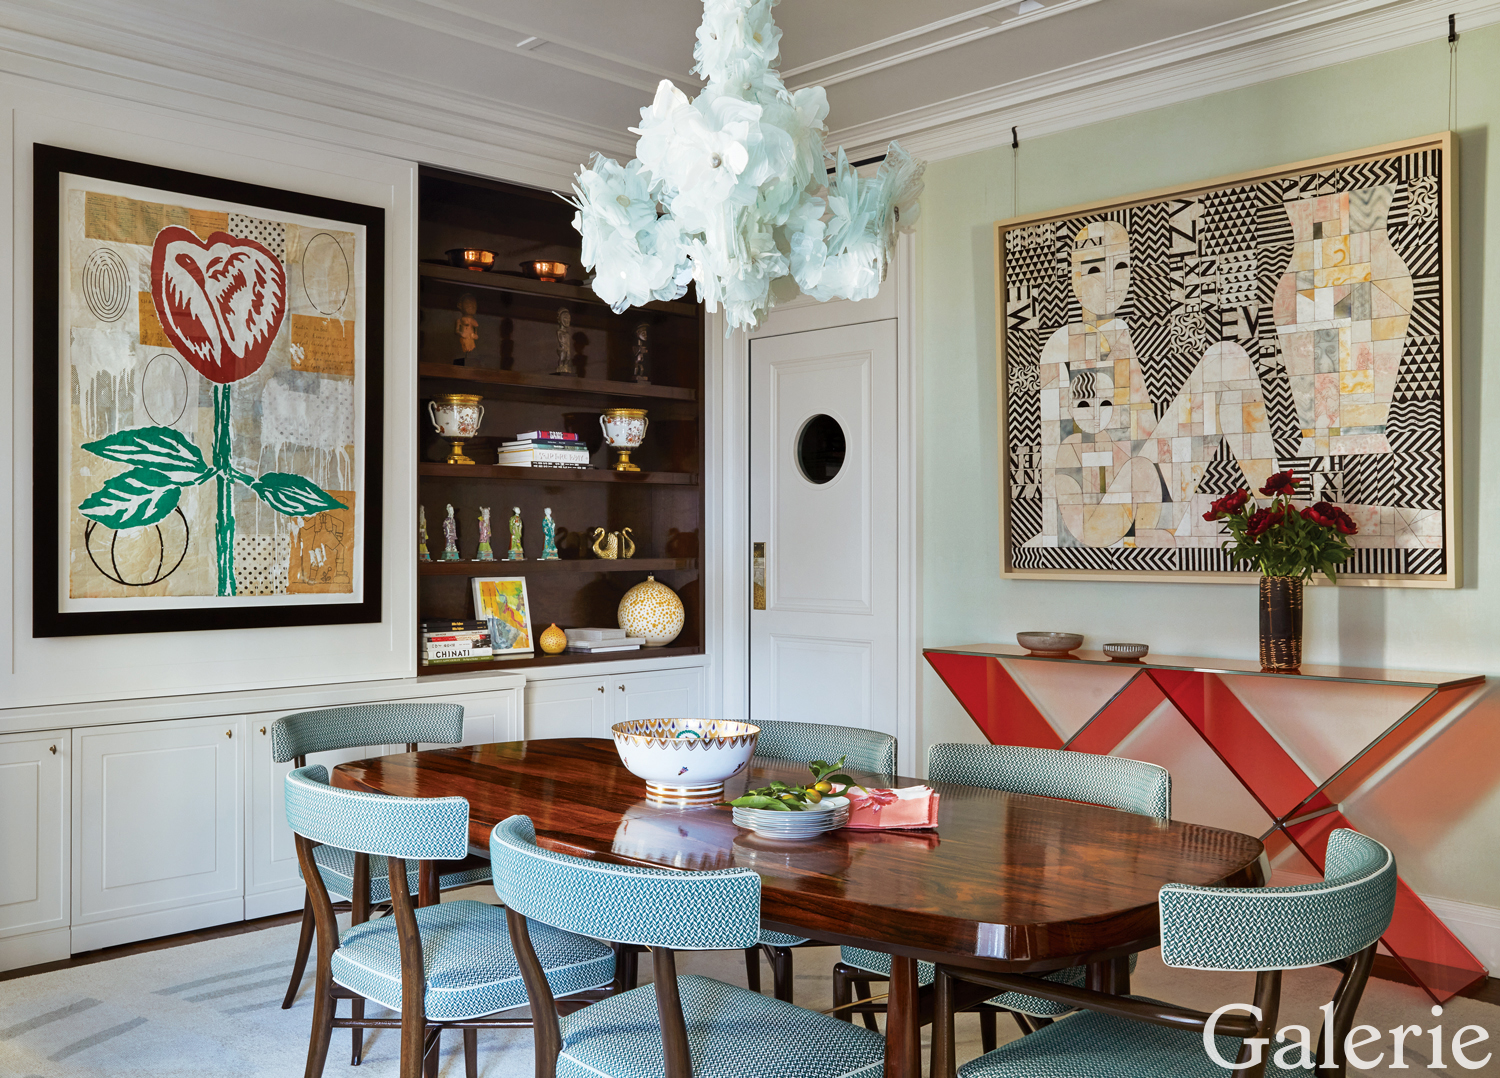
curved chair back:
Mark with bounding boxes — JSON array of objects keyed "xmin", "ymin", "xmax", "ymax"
[
  {"xmin": 753, "ymin": 720, "xmax": 896, "ymax": 776},
  {"xmin": 1160, "ymin": 828, "xmax": 1396, "ymax": 971},
  {"xmin": 270, "ymin": 702, "xmax": 464, "ymax": 764},
  {"xmin": 284, "ymin": 765, "xmax": 469, "ymax": 860},
  {"xmin": 491, "ymin": 815, "xmax": 760, "ymax": 951},
  {"xmin": 927, "ymin": 743, "xmax": 1170, "ymax": 820}
]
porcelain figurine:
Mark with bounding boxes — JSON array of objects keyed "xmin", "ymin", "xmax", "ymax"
[
  {"xmin": 507, "ymin": 506, "xmax": 525, "ymax": 561},
  {"xmin": 441, "ymin": 503, "xmax": 460, "ymax": 561},
  {"xmin": 418, "ymin": 505, "xmax": 432, "ymax": 562},
  {"xmin": 540, "ymin": 507, "xmax": 559, "ymax": 560},
  {"xmin": 474, "ymin": 506, "xmax": 496, "ymax": 561}
]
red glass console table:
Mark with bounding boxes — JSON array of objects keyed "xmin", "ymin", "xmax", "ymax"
[{"xmin": 925, "ymin": 643, "xmax": 1487, "ymax": 1003}]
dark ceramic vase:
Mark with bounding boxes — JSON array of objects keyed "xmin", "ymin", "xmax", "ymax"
[{"xmin": 1259, "ymin": 575, "xmax": 1304, "ymax": 671}]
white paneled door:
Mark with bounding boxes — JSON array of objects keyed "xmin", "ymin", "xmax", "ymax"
[{"xmin": 749, "ymin": 320, "xmax": 898, "ymax": 739}]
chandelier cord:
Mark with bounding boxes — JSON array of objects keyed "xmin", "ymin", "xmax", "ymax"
[{"xmin": 1011, "ymin": 126, "xmax": 1020, "ymax": 219}]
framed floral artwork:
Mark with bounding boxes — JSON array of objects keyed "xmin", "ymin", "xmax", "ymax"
[
  {"xmin": 996, "ymin": 132, "xmax": 1457, "ymax": 586},
  {"xmin": 33, "ymin": 144, "xmax": 385, "ymax": 635},
  {"xmin": 470, "ymin": 576, "xmax": 534, "ymax": 656}
]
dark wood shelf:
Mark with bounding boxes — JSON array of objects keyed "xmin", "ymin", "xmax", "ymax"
[
  {"xmin": 418, "ymin": 644, "xmax": 704, "ymax": 676},
  {"xmin": 419, "ymin": 262, "xmax": 698, "ymax": 316},
  {"xmin": 419, "ymin": 558, "xmax": 696, "ymax": 575},
  {"xmin": 417, "ymin": 362, "xmax": 695, "ymax": 402},
  {"xmin": 419, "ymin": 463, "xmax": 698, "ymax": 485}
]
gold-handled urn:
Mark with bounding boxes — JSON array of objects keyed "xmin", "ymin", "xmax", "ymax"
[
  {"xmin": 600, "ymin": 408, "xmax": 648, "ymax": 472},
  {"xmin": 428, "ymin": 393, "xmax": 484, "ymax": 465}
]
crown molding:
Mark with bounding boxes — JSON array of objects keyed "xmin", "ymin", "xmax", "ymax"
[
  {"xmin": 830, "ymin": 0, "xmax": 1500, "ymax": 162},
  {"xmin": 0, "ymin": 0, "xmax": 634, "ymax": 190}
]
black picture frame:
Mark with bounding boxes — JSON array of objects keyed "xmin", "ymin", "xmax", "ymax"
[{"xmin": 32, "ymin": 143, "xmax": 386, "ymax": 636}]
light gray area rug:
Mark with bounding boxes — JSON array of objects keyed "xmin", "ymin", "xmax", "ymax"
[{"xmin": 1, "ymin": 899, "xmax": 1495, "ymax": 1077}]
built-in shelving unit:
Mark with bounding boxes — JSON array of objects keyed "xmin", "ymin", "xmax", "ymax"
[{"xmin": 417, "ymin": 166, "xmax": 705, "ymax": 675}]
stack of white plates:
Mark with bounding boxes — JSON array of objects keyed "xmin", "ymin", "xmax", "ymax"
[{"xmin": 732, "ymin": 796, "xmax": 849, "ymax": 839}]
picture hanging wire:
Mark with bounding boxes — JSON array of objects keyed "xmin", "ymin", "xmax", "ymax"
[
  {"xmin": 1011, "ymin": 126, "xmax": 1019, "ymax": 218},
  {"xmin": 1448, "ymin": 13, "xmax": 1459, "ymax": 132}
]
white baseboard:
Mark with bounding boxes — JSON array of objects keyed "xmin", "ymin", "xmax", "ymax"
[
  {"xmin": 69, "ymin": 897, "xmax": 244, "ymax": 955},
  {"xmin": 244, "ymin": 887, "xmax": 305, "ymax": 922},
  {"xmin": 0, "ymin": 927, "xmax": 71, "ymax": 973}
]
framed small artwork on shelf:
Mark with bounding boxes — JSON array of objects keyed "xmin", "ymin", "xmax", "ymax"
[
  {"xmin": 32, "ymin": 143, "xmax": 386, "ymax": 635},
  {"xmin": 471, "ymin": 576, "xmax": 534, "ymax": 655}
]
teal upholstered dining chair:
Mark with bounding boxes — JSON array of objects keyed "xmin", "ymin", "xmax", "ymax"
[
  {"xmin": 272, "ymin": 701, "xmax": 494, "ymax": 1058},
  {"xmin": 491, "ymin": 812, "xmax": 888, "ymax": 1078},
  {"xmin": 932, "ymin": 828, "xmax": 1398, "ymax": 1078},
  {"xmin": 616, "ymin": 719, "xmax": 898, "ymax": 1003},
  {"xmin": 833, "ymin": 743, "xmax": 1171, "ymax": 1048},
  {"xmin": 285, "ymin": 767, "xmax": 618, "ymax": 1078}
]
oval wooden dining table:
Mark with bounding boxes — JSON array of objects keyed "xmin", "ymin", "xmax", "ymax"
[{"xmin": 333, "ymin": 737, "xmax": 1266, "ymax": 1078}]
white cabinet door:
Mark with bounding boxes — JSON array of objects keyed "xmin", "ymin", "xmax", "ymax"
[
  {"xmin": 609, "ymin": 668, "xmax": 706, "ymax": 731},
  {"xmin": 245, "ymin": 689, "xmax": 522, "ymax": 918},
  {"xmin": 525, "ymin": 678, "xmax": 607, "ymax": 739},
  {"xmin": 0, "ymin": 731, "xmax": 70, "ymax": 969},
  {"xmin": 73, "ymin": 715, "xmax": 244, "ymax": 952}
]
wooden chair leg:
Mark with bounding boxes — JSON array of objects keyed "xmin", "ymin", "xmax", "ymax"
[
  {"xmin": 350, "ymin": 997, "xmax": 365, "ymax": 1065},
  {"xmin": 768, "ymin": 946, "xmax": 794, "ymax": 1003},
  {"xmin": 283, "ymin": 893, "xmax": 316, "ymax": 1009},
  {"xmin": 852, "ymin": 979, "xmax": 880, "ymax": 1031},
  {"xmin": 464, "ymin": 1027, "xmax": 478, "ymax": 1078},
  {"xmin": 979, "ymin": 1006, "xmax": 997, "ymax": 1052},
  {"xmin": 621, "ymin": 944, "xmax": 640, "ymax": 989},
  {"xmin": 302, "ymin": 970, "xmax": 335, "ymax": 1078},
  {"xmin": 422, "ymin": 1027, "xmax": 440, "ymax": 1078},
  {"xmin": 744, "ymin": 946, "xmax": 762, "ymax": 993},
  {"xmin": 832, "ymin": 964, "xmax": 853, "ymax": 1022}
]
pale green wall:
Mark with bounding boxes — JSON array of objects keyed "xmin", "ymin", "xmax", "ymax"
[{"xmin": 918, "ymin": 26, "xmax": 1500, "ymax": 910}]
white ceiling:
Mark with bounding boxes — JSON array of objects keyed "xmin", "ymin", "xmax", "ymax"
[{"xmin": 0, "ymin": 0, "xmax": 1485, "ymax": 185}]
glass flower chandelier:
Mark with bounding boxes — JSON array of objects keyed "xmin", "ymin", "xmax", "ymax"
[{"xmin": 569, "ymin": 0, "xmax": 925, "ymax": 331}]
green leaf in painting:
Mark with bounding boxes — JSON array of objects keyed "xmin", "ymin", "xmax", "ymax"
[
  {"xmin": 249, "ymin": 472, "xmax": 348, "ymax": 516},
  {"xmin": 80, "ymin": 427, "xmax": 211, "ymax": 485},
  {"xmin": 78, "ymin": 467, "xmax": 182, "ymax": 529}
]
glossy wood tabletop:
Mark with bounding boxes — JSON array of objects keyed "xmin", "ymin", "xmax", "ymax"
[{"xmin": 332, "ymin": 737, "xmax": 1266, "ymax": 972}]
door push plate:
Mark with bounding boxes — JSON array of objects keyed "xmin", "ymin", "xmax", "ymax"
[{"xmin": 752, "ymin": 542, "xmax": 766, "ymax": 610}]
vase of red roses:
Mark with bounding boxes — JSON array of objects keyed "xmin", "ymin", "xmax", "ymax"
[{"xmin": 1203, "ymin": 470, "xmax": 1358, "ymax": 671}]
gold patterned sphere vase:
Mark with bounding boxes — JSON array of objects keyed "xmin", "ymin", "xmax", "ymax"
[
  {"xmin": 539, "ymin": 623, "xmax": 568, "ymax": 655},
  {"xmin": 618, "ymin": 573, "xmax": 684, "ymax": 647}
]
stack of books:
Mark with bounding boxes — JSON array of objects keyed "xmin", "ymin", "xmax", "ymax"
[
  {"xmin": 421, "ymin": 620, "xmax": 494, "ymax": 665},
  {"xmin": 564, "ymin": 628, "xmax": 644, "ymax": 654},
  {"xmin": 497, "ymin": 430, "xmax": 590, "ymax": 469}
]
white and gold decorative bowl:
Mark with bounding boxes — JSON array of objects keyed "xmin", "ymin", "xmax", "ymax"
[{"xmin": 612, "ymin": 719, "xmax": 759, "ymax": 805}]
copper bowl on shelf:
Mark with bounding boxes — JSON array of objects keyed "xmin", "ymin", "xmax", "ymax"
[
  {"xmin": 521, "ymin": 259, "xmax": 569, "ymax": 282},
  {"xmin": 445, "ymin": 248, "xmax": 496, "ymax": 271}
]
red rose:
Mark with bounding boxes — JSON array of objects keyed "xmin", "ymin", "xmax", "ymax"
[
  {"xmin": 1203, "ymin": 488, "xmax": 1251, "ymax": 521},
  {"xmin": 1259, "ymin": 470, "xmax": 1297, "ymax": 498},
  {"xmin": 1245, "ymin": 507, "xmax": 1285, "ymax": 538},
  {"xmin": 1301, "ymin": 501, "xmax": 1358, "ymax": 535}
]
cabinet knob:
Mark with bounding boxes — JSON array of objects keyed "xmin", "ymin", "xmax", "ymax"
[
  {"xmin": 226, "ymin": 729, "xmax": 233, "ymax": 738},
  {"xmin": 49, "ymin": 744, "xmax": 57, "ymax": 755},
  {"xmin": 597, "ymin": 685, "xmax": 605, "ymax": 693},
  {"xmin": 618, "ymin": 684, "xmax": 625, "ymax": 692},
  {"xmin": 261, "ymin": 727, "xmax": 267, "ymax": 735}
]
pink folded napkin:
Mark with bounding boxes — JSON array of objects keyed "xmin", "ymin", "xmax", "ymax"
[{"xmin": 843, "ymin": 785, "xmax": 940, "ymax": 830}]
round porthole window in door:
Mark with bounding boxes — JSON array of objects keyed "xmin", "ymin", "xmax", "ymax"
[{"xmin": 796, "ymin": 413, "xmax": 846, "ymax": 484}]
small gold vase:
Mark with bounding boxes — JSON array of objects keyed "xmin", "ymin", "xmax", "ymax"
[{"xmin": 539, "ymin": 623, "xmax": 568, "ymax": 655}]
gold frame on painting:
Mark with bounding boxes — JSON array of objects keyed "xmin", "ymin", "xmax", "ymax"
[{"xmin": 994, "ymin": 132, "xmax": 1458, "ymax": 587}]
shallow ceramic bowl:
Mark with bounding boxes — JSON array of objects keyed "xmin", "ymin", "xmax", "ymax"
[
  {"xmin": 612, "ymin": 719, "xmax": 758, "ymax": 806},
  {"xmin": 1103, "ymin": 642, "xmax": 1150, "ymax": 662},
  {"xmin": 1016, "ymin": 631, "xmax": 1083, "ymax": 656}
]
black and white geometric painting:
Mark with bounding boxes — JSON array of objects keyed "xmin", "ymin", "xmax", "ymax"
[{"xmin": 997, "ymin": 135, "xmax": 1455, "ymax": 585}]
